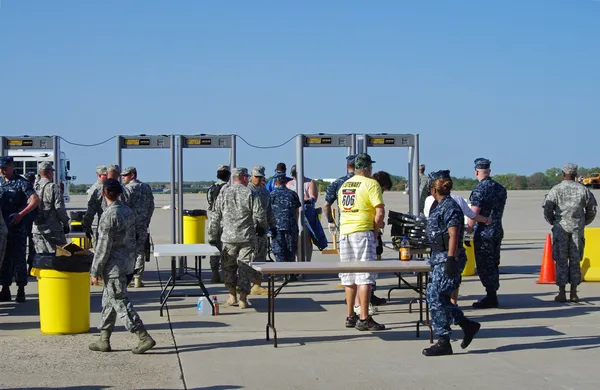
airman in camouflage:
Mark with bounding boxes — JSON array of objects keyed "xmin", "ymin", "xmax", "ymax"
[
  {"xmin": 121, "ymin": 166, "xmax": 155, "ymax": 288},
  {"xmin": 418, "ymin": 164, "xmax": 430, "ymax": 215},
  {"xmin": 543, "ymin": 163, "xmax": 597, "ymax": 302},
  {"xmin": 32, "ymin": 162, "xmax": 69, "ymax": 253},
  {"xmin": 81, "ymin": 165, "xmax": 108, "ymax": 244},
  {"xmin": 467, "ymin": 158, "xmax": 507, "ymax": 309},
  {"xmin": 89, "ymin": 178, "xmax": 155, "ymax": 355},
  {"xmin": 323, "ymin": 154, "xmax": 356, "ymax": 237},
  {"xmin": 423, "ymin": 170, "xmax": 480, "ymax": 357},
  {"xmin": 207, "ymin": 167, "xmax": 266, "ymax": 309},
  {"xmin": 207, "ymin": 164, "xmax": 231, "ymax": 283},
  {"xmin": 0, "ymin": 202, "xmax": 7, "ymax": 271}
]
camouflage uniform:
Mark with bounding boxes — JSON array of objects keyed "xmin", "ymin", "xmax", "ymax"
[
  {"xmin": 91, "ymin": 200, "xmax": 144, "ymax": 333},
  {"xmin": 124, "ymin": 173, "xmax": 155, "ymax": 277},
  {"xmin": 207, "ymin": 175, "xmax": 266, "ymax": 294},
  {"xmin": 270, "ymin": 182, "xmax": 302, "ymax": 262},
  {"xmin": 248, "ymin": 181, "xmax": 276, "ymax": 262},
  {"xmin": 469, "ymin": 159, "xmax": 507, "ymax": 295},
  {"xmin": 543, "ymin": 166, "xmax": 597, "ymax": 286},
  {"xmin": 0, "ymin": 169, "xmax": 36, "ymax": 288},
  {"xmin": 32, "ymin": 176, "xmax": 69, "ymax": 253},
  {"xmin": 81, "ymin": 166, "xmax": 108, "ymax": 245},
  {"xmin": 0, "ymin": 205, "xmax": 7, "ymax": 271},
  {"xmin": 418, "ymin": 168, "xmax": 430, "ymax": 215}
]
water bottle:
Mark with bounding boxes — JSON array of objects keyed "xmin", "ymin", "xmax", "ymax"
[
  {"xmin": 400, "ymin": 236, "xmax": 411, "ymax": 261},
  {"xmin": 197, "ymin": 296, "xmax": 212, "ymax": 316},
  {"xmin": 212, "ymin": 295, "xmax": 219, "ymax": 316}
]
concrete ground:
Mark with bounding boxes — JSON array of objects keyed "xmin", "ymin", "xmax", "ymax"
[{"xmin": 1, "ymin": 190, "xmax": 599, "ymax": 390}]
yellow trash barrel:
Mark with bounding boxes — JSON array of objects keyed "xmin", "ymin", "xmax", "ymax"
[
  {"xmin": 30, "ymin": 253, "xmax": 92, "ymax": 334},
  {"xmin": 183, "ymin": 209, "xmax": 208, "ymax": 244},
  {"xmin": 582, "ymin": 227, "xmax": 600, "ymax": 282},
  {"xmin": 69, "ymin": 211, "xmax": 91, "ymax": 249},
  {"xmin": 462, "ymin": 233, "xmax": 476, "ymax": 276}
]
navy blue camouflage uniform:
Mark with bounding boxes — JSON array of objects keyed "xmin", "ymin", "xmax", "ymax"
[
  {"xmin": 0, "ymin": 172, "xmax": 37, "ymax": 287},
  {"xmin": 270, "ymin": 182, "xmax": 302, "ymax": 262},
  {"xmin": 325, "ymin": 172, "xmax": 354, "ymax": 207},
  {"xmin": 469, "ymin": 158, "xmax": 507, "ymax": 294},
  {"xmin": 426, "ymin": 195, "xmax": 467, "ymax": 338}
]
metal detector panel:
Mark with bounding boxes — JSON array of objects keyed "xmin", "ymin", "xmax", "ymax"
[
  {"xmin": 182, "ymin": 135, "xmax": 232, "ymax": 148},
  {"xmin": 121, "ymin": 135, "xmax": 171, "ymax": 149},
  {"xmin": 366, "ymin": 134, "xmax": 415, "ymax": 147},
  {"xmin": 303, "ymin": 134, "xmax": 352, "ymax": 148},
  {"xmin": 3, "ymin": 136, "xmax": 54, "ymax": 149}
]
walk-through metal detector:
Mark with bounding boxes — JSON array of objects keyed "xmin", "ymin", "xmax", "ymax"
[
  {"xmin": 360, "ymin": 133, "xmax": 420, "ymax": 215},
  {"xmin": 295, "ymin": 134, "xmax": 357, "ymax": 262},
  {"xmin": 0, "ymin": 136, "xmax": 61, "ymax": 184},
  {"xmin": 177, "ymin": 134, "xmax": 236, "ymax": 244},
  {"xmin": 116, "ymin": 134, "xmax": 176, "ymax": 244}
]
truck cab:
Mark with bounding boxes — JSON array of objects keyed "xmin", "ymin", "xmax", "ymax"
[
  {"xmin": 582, "ymin": 173, "xmax": 600, "ymax": 189},
  {"xmin": 7, "ymin": 150, "xmax": 76, "ymax": 203}
]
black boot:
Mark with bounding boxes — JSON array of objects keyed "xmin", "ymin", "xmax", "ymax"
[
  {"xmin": 15, "ymin": 286, "xmax": 26, "ymax": 303},
  {"xmin": 422, "ymin": 337, "xmax": 453, "ymax": 356},
  {"xmin": 459, "ymin": 319, "xmax": 481, "ymax": 349},
  {"xmin": 0, "ymin": 286, "xmax": 11, "ymax": 302},
  {"xmin": 211, "ymin": 268, "xmax": 221, "ymax": 283},
  {"xmin": 370, "ymin": 291, "xmax": 387, "ymax": 306},
  {"xmin": 472, "ymin": 291, "xmax": 498, "ymax": 309}
]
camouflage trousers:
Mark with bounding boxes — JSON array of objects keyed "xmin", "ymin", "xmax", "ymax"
[
  {"xmin": 221, "ymin": 242, "xmax": 261, "ymax": 294},
  {"xmin": 0, "ymin": 231, "xmax": 28, "ymax": 286},
  {"xmin": 32, "ymin": 225, "xmax": 67, "ymax": 254},
  {"xmin": 0, "ymin": 231, "xmax": 6, "ymax": 271},
  {"xmin": 255, "ymin": 235, "xmax": 269, "ymax": 262},
  {"xmin": 99, "ymin": 276, "xmax": 144, "ymax": 333},
  {"xmin": 134, "ymin": 225, "xmax": 149, "ymax": 278},
  {"xmin": 474, "ymin": 235, "xmax": 502, "ymax": 292},
  {"xmin": 552, "ymin": 228, "xmax": 584, "ymax": 286},
  {"xmin": 426, "ymin": 263, "xmax": 466, "ymax": 338},
  {"xmin": 272, "ymin": 230, "xmax": 298, "ymax": 262}
]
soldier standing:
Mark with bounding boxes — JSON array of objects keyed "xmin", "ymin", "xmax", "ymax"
[
  {"xmin": 0, "ymin": 201, "xmax": 7, "ymax": 271},
  {"xmin": 88, "ymin": 178, "xmax": 156, "ymax": 354},
  {"xmin": 24, "ymin": 171, "xmax": 38, "ymax": 269},
  {"xmin": 0, "ymin": 156, "xmax": 40, "ymax": 303},
  {"xmin": 207, "ymin": 167, "xmax": 266, "ymax": 309},
  {"xmin": 248, "ymin": 165, "xmax": 277, "ymax": 294},
  {"xmin": 418, "ymin": 164, "xmax": 430, "ymax": 215},
  {"xmin": 265, "ymin": 162, "xmax": 292, "ymax": 193},
  {"xmin": 467, "ymin": 158, "xmax": 507, "ymax": 309},
  {"xmin": 32, "ymin": 162, "xmax": 70, "ymax": 253},
  {"xmin": 270, "ymin": 172, "xmax": 302, "ymax": 280},
  {"xmin": 543, "ymin": 163, "xmax": 597, "ymax": 302},
  {"xmin": 121, "ymin": 167, "xmax": 155, "ymax": 288},
  {"xmin": 82, "ymin": 166, "xmax": 108, "ymax": 243},
  {"xmin": 206, "ymin": 164, "xmax": 231, "ymax": 283}
]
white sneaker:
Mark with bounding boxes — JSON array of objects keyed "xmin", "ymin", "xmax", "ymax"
[{"xmin": 354, "ymin": 304, "xmax": 377, "ymax": 316}]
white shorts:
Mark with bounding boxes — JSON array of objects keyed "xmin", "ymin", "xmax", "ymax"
[{"xmin": 339, "ymin": 231, "xmax": 377, "ymax": 286}]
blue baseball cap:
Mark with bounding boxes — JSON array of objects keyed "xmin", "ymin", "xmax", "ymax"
[{"xmin": 0, "ymin": 156, "xmax": 14, "ymax": 167}]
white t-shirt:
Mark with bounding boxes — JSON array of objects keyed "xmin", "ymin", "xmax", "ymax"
[{"xmin": 424, "ymin": 194, "xmax": 476, "ymax": 222}]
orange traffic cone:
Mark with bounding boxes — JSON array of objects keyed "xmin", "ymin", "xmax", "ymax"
[{"xmin": 536, "ymin": 234, "xmax": 556, "ymax": 284}]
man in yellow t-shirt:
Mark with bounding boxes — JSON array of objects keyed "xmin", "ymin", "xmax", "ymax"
[{"xmin": 337, "ymin": 153, "xmax": 386, "ymax": 331}]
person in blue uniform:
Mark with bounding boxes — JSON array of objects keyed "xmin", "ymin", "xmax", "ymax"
[
  {"xmin": 0, "ymin": 157, "xmax": 40, "ymax": 302},
  {"xmin": 467, "ymin": 158, "xmax": 507, "ymax": 309},
  {"xmin": 265, "ymin": 162, "xmax": 292, "ymax": 193},
  {"xmin": 423, "ymin": 170, "xmax": 480, "ymax": 356}
]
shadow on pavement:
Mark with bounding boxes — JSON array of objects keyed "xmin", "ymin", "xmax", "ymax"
[
  {"xmin": 249, "ymin": 297, "xmax": 327, "ymax": 313},
  {"xmin": 470, "ymin": 335, "xmax": 600, "ymax": 354}
]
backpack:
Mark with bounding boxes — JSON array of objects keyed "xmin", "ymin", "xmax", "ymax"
[{"xmin": 207, "ymin": 182, "xmax": 226, "ymax": 211}]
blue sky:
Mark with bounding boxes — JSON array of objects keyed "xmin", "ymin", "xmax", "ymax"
[{"xmin": 1, "ymin": 0, "xmax": 598, "ymax": 183}]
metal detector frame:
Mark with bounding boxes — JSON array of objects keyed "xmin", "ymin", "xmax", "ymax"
[
  {"xmin": 295, "ymin": 134, "xmax": 357, "ymax": 262},
  {"xmin": 0, "ymin": 135, "xmax": 61, "ymax": 184},
  {"xmin": 358, "ymin": 133, "xmax": 420, "ymax": 215}
]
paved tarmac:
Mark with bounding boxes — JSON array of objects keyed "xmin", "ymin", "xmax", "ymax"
[{"xmin": 1, "ymin": 190, "xmax": 599, "ymax": 390}]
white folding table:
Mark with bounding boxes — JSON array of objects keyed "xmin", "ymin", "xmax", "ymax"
[
  {"xmin": 153, "ymin": 244, "xmax": 220, "ymax": 317},
  {"xmin": 251, "ymin": 260, "xmax": 433, "ymax": 348}
]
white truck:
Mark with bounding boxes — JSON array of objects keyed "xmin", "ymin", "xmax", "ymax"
[{"xmin": 7, "ymin": 150, "xmax": 76, "ymax": 203}]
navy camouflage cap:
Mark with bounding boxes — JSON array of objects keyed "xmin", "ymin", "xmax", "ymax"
[
  {"xmin": 0, "ymin": 156, "xmax": 14, "ymax": 167},
  {"xmin": 428, "ymin": 170, "xmax": 451, "ymax": 182},
  {"xmin": 354, "ymin": 153, "xmax": 376, "ymax": 169},
  {"xmin": 38, "ymin": 161, "xmax": 54, "ymax": 171},
  {"xmin": 273, "ymin": 171, "xmax": 287, "ymax": 181},
  {"xmin": 25, "ymin": 171, "xmax": 37, "ymax": 179},
  {"xmin": 346, "ymin": 154, "xmax": 358, "ymax": 166},
  {"xmin": 563, "ymin": 163, "xmax": 577, "ymax": 175},
  {"xmin": 474, "ymin": 158, "xmax": 491, "ymax": 169},
  {"xmin": 231, "ymin": 167, "xmax": 249, "ymax": 177}
]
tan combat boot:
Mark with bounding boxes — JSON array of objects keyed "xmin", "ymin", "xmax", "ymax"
[
  {"xmin": 250, "ymin": 282, "xmax": 268, "ymax": 296},
  {"xmin": 134, "ymin": 276, "xmax": 144, "ymax": 288},
  {"xmin": 227, "ymin": 287, "xmax": 238, "ymax": 306},
  {"xmin": 132, "ymin": 327, "xmax": 156, "ymax": 354},
  {"xmin": 89, "ymin": 330, "xmax": 112, "ymax": 352},
  {"xmin": 239, "ymin": 291, "xmax": 249, "ymax": 309}
]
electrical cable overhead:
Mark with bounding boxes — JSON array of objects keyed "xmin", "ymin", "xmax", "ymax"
[
  {"xmin": 235, "ymin": 134, "xmax": 298, "ymax": 149},
  {"xmin": 59, "ymin": 135, "xmax": 118, "ymax": 147}
]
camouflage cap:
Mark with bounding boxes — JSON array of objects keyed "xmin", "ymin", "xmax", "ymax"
[
  {"xmin": 355, "ymin": 153, "xmax": 376, "ymax": 169},
  {"xmin": 231, "ymin": 167, "xmax": 249, "ymax": 177},
  {"xmin": 419, "ymin": 164, "xmax": 425, "ymax": 169},
  {"xmin": 252, "ymin": 165, "xmax": 265, "ymax": 177},
  {"xmin": 563, "ymin": 163, "xmax": 578, "ymax": 176},
  {"xmin": 121, "ymin": 166, "xmax": 137, "ymax": 175},
  {"xmin": 0, "ymin": 156, "xmax": 14, "ymax": 167},
  {"xmin": 217, "ymin": 164, "xmax": 230, "ymax": 172},
  {"xmin": 25, "ymin": 171, "xmax": 37, "ymax": 179},
  {"xmin": 273, "ymin": 171, "xmax": 287, "ymax": 181},
  {"xmin": 474, "ymin": 158, "xmax": 491, "ymax": 169},
  {"xmin": 346, "ymin": 154, "xmax": 358, "ymax": 167},
  {"xmin": 428, "ymin": 170, "xmax": 451, "ymax": 182},
  {"xmin": 106, "ymin": 164, "xmax": 120, "ymax": 173},
  {"xmin": 96, "ymin": 165, "xmax": 108, "ymax": 175},
  {"xmin": 38, "ymin": 161, "xmax": 54, "ymax": 171}
]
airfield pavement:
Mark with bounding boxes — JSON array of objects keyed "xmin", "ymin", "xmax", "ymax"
[{"xmin": 1, "ymin": 190, "xmax": 599, "ymax": 390}]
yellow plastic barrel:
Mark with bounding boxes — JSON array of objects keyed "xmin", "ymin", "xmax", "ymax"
[
  {"xmin": 183, "ymin": 209, "xmax": 208, "ymax": 244},
  {"xmin": 462, "ymin": 240, "xmax": 476, "ymax": 276},
  {"xmin": 69, "ymin": 211, "xmax": 91, "ymax": 249},
  {"xmin": 30, "ymin": 268, "xmax": 90, "ymax": 334},
  {"xmin": 582, "ymin": 227, "xmax": 600, "ymax": 281}
]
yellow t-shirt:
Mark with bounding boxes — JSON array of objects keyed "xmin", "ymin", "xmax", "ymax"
[{"xmin": 338, "ymin": 175, "xmax": 384, "ymax": 235}]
